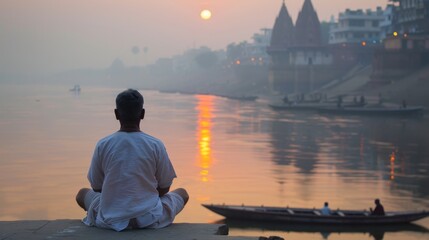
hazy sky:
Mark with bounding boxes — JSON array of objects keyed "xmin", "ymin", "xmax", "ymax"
[{"xmin": 1, "ymin": 0, "xmax": 387, "ymax": 75}]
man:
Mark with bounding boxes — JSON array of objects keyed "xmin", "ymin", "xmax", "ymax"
[
  {"xmin": 321, "ymin": 202, "xmax": 331, "ymax": 215},
  {"xmin": 370, "ymin": 199, "xmax": 385, "ymax": 216},
  {"xmin": 76, "ymin": 89, "xmax": 189, "ymax": 231}
]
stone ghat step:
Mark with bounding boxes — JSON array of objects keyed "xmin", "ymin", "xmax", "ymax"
[{"xmin": 0, "ymin": 220, "xmax": 259, "ymax": 240}]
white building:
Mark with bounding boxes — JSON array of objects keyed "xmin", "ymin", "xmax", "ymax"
[
  {"xmin": 234, "ymin": 28, "xmax": 272, "ymax": 66},
  {"xmin": 379, "ymin": 5, "xmax": 395, "ymax": 39},
  {"xmin": 329, "ymin": 7, "xmax": 385, "ymax": 45}
]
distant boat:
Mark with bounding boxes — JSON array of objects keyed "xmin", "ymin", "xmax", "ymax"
[
  {"xmin": 202, "ymin": 204, "xmax": 429, "ymax": 225},
  {"xmin": 269, "ymin": 102, "xmax": 362, "ymax": 111},
  {"xmin": 269, "ymin": 102, "xmax": 334, "ymax": 111},
  {"xmin": 69, "ymin": 85, "xmax": 81, "ymax": 92},
  {"xmin": 317, "ymin": 105, "xmax": 424, "ymax": 117},
  {"xmin": 219, "ymin": 95, "xmax": 258, "ymax": 101}
]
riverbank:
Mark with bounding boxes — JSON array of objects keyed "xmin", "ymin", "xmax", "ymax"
[
  {"xmin": 0, "ymin": 220, "xmax": 259, "ymax": 240},
  {"xmin": 322, "ymin": 64, "xmax": 429, "ymax": 109}
]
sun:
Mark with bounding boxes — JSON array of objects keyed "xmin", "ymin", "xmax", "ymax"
[{"xmin": 200, "ymin": 9, "xmax": 212, "ymax": 20}]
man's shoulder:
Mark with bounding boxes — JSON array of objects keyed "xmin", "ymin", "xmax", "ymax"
[
  {"xmin": 97, "ymin": 132, "xmax": 119, "ymax": 143},
  {"xmin": 99, "ymin": 131, "xmax": 163, "ymax": 144},
  {"xmin": 139, "ymin": 132, "xmax": 165, "ymax": 146}
]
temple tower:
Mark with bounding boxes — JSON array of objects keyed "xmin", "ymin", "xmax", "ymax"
[
  {"xmin": 267, "ymin": 0, "xmax": 340, "ymax": 94},
  {"xmin": 266, "ymin": 1, "xmax": 295, "ymax": 93},
  {"xmin": 294, "ymin": 0, "xmax": 322, "ymax": 47}
]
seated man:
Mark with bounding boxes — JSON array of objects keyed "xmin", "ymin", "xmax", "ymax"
[
  {"xmin": 321, "ymin": 202, "xmax": 331, "ymax": 216},
  {"xmin": 370, "ymin": 199, "xmax": 385, "ymax": 216},
  {"xmin": 76, "ymin": 89, "xmax": 189, "ymax": 231}
]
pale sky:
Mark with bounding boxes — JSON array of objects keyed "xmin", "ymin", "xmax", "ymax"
[{"xmin": 0, "ymin": 0, "xmax": 387, "ymax": 75}]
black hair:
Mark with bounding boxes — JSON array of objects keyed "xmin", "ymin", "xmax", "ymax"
[{"xmin": 115, "ymin": 89, "xmax": 144, "ymax": 121}]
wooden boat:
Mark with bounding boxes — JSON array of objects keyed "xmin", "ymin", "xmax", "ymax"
[
  {"xmin": 216, "ymin": 94, "xmax": 258, "ymax": 101},
  {"xmin": 317, "ymin": 106, "xmax": 424, "ymax": 117},
  {"xmin": 202, "ymin": 204, "xmax": 429, "ymax": 225},
  {"xmin": 269, "ymin": 102, "xmax": 334, "ymax": 111},
  {"xmin": 269, "ymin": 102, "xmax": 364, "ymax": 111}
]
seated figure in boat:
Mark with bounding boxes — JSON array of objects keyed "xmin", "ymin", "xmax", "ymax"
[
  {"xmin": 321, "ymin": 202, "xmax": 331, "ymax": 215},
  {"xmin": 282, "ymin": 96, "xmax": 289, "ymax": 104},
  {"xmin": 370, "ymin": 199, "xmax": 385, "ymax": 216}
]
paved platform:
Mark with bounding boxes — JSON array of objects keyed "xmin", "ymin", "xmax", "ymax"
[{"xmin": 0, "ymin": 220, "xmax": 257, "ymax": 240}]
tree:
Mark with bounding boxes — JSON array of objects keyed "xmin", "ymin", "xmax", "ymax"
[{"xmin": 195, "ymin": 51, "xmax": 218, "ymax": 69}]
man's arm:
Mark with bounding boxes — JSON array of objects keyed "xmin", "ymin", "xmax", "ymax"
[{"xmin": 157, "ymin": 186, "xmax": 170, "ymax": 197}]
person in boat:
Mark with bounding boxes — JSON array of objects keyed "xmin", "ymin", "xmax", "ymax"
[
  {"xmin": 360, "ymin": 95, "xmax": 366, "ymax": 106},
  {"xmin": 402, "ymin": 99, "xmax": 407, "ymax": 108},
  {"xmin": 282, "ymin": 96, "xmax": 289, "ymax": 104},
  {"xmin": 321, "ymin": 202, "xmax": 331, "ymax": 215},
  {"xmin": 76, "ymin": 89, "xmax": 189, "ymax": 231},
  {"xmin": 370, "ymin": 199, "xmax": 385, "ymax": 216},
  {"xmin": 337, "ymin": 95, "xmax": 343, "ymax": 108}
]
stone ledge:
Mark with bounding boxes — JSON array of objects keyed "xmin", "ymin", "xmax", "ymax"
[{"xmin": 0, "ymin": 220, "xmax": 256, "ymax": 240}]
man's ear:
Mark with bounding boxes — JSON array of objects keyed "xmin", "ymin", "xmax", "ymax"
[
  {"xmin": 114, "ymin": 109, "xmax": 120, "ymax": 120},
  {"xmin": 141, "ymin": 108, "xmax": 145, "ymax": 119}
]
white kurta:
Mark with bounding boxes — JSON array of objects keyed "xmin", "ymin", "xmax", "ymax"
[{"xmin": 84, "ymin": 131, "xmax": 177, "ymax": 231}]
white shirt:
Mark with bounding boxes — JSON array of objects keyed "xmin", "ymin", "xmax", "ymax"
[
  {"xmin": 85, "ymin": 131, "xmax": 176, "ymax": 231},
  {"xmin": 321, "ymin": 206, "xmax": 331, "ymax": 215}
]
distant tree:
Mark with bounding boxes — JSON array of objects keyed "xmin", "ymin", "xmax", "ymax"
[
  {"xmin": 131, "ymin": 46, "xmax": 140, "ymax": 55},
  {"xmin": 195, "ymin": 51, "xmax": 218, "ymax": 69},
  {"xmin": 226, "ymin": 41, "xmax": 248, "ymax": 62}
]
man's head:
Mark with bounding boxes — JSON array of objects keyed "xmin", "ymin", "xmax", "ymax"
[
  {"xmin": 115, "ymin": 89, "xmax": 145, "ymax": 122},
  {"xmin": 375, "ymin": 199, "xmax": 380, "ymax": 205}
]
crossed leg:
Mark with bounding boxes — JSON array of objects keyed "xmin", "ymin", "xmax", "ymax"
[
  {"xmin": 76, "ymin": 188, "xmax": 91, "ymax": 211},
  {"xmin": 76, "ymin": 187, "xmax": 189, "ymax": 211}
]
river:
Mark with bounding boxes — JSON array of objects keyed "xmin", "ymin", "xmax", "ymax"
[{"xmin": 0, "ymin": 84, "xmax": 428, "ymax": 240}]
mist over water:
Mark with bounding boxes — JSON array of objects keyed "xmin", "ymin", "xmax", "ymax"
[{"xmin": 0, "ymin": 84, "xmax": 428, "ymax": 239}]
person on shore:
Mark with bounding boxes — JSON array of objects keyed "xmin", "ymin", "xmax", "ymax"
[
  {"xmin": 370, "ymin": 199, "xmax": 385, "ymax": 216},
  {"xmin": 321, "ymin": 202, "xmax": 331, "ymax": 215},
  {"xmin": 76, "ymin": 89, "xmax": 189, "ymax": 231}
]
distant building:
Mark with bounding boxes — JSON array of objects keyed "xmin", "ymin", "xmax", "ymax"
[
  {"xmin": 380, "ymin": 4, "xmax": 396, "ymax": 39},
  {"xmin": 326, "ymin": 7, "xmax": 385, "ymax": 71},
  {"xmin": 391, "ymin": 0, "xmax": 429, "ymax": 35},
  {"xmin": 370, "ymin": 0, "xmax": 429, "ymax": 84},
  {"xmin": 329, "ymin": 7, "xmax": 385, "ymax": 45},
  {"xmin": 243, "ymin": 28, "xmax": 272, "ymax": 65}
]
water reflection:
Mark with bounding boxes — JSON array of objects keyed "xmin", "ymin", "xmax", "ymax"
[
  {"xmin": 195, "ymin": 95, "xmax": 215, "ymax": 182},
  {"xmin": 220, "ymin": 219, "xmax": 429, "ymax": 240},
  {"xmin": 267, "ymin": 111, "xmax": 429, "ymax": 203},
  {"xmin": 269, "ymin": 112, "xmax": 320, "ymax": 173},
  {"xmin": 390, "ymin": 150, "xmax": 396, "ymax": 180}
]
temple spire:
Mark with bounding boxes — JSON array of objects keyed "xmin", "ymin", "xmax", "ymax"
[
  {"xmin": 294, "ymin": 0, "xmax": 322, "ymax": 47},
  {"xmin": 268, "ymin": 1, "xmax": 295, "ymax": 50}
]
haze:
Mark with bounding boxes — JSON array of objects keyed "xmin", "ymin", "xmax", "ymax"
[{"xmin": 1, "ymin": 0, "xmax": 387, "ymax": 75}]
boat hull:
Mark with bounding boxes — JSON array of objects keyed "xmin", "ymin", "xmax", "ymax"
[
  {"xmin": 203, "ymin": 204, "xmax": 429, "ymax": 225},
  {"xmin": 318, "ymin": 106, "xmax": 424, "ymax": 116}
]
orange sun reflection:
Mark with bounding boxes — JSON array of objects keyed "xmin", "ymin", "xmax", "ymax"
[
  {"xmin": 195, "ymin": 95, "xmax": 215, "ymax": 182},
  {"xmin": 390, "ymin": 150, "xmax": 396, "ymax": 180}
]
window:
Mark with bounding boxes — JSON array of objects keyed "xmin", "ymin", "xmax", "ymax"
[{"xmin": 349, "ymin": 19, "xmax": 365, "ymax": 27}]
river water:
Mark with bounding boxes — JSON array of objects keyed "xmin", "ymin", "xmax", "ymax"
[{"xmin": 0, "ymin": 84, "xmax": 428, "ymax": 240}]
